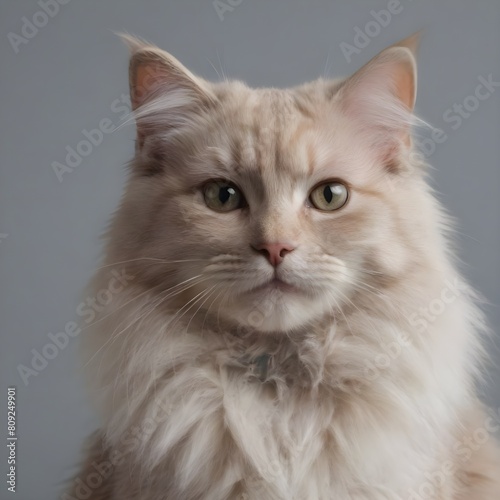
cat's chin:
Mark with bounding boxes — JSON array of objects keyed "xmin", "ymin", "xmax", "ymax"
[{"xmin": 225, "ymin": 288, "xmax": 329, "ymax": 333}]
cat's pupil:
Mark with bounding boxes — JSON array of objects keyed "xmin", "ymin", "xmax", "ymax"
[
  {"xmin": 324, "ymin": 186, "xmax": 333, "ymax": 204},
  {"xmin": 219, "ymin": 186, "xmax": 235, "ymax": 204}
]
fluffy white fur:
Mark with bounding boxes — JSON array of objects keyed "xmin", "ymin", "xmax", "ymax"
[{"xmin": 69, "ymin": 35, "xmax": 500, "ymax": 499}]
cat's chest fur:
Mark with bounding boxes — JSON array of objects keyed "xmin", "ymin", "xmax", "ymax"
[{"xmin": 96, "ymin": 307, "xmax": 456, "ymax": 500}]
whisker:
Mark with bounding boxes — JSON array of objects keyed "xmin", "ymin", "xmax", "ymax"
[
  {"xmin": 328, "ymin": 291, "xmax": 354, "ymax": 337},
  {"xmin": 216, "ymin": 282, "xmax": 236, "ymax": 331},
  {"xmin": 84, "ymin": 276, "xmax": 207, "ymax": 368},
  {"xmin": 112, "ymin": 276, "xmax": 209, "ymax": 340},
  {"xmin": 166, "ymin": 286, "xmax": 215, "ymax": 333},
  {"xmin": 333, "ymin": 286, "xmax": 389, "ymax": 336},
  {"xmin": 95, "ymin": 257, "xmax": 204, "ymax": 271},
  {"xmin": 185, "ymin": 285, "xmax": 218, "ymax": 334},
  {"xmin": 335, "ymin": 288, "xmax": 364, "ymax": 316},
  {"xmin": 201, "ymin": 286, "xmax": 227, "ymax": 334},
  {"xmin": 92, "ymin": 276, "xmax": 210, "ymax": 378}
]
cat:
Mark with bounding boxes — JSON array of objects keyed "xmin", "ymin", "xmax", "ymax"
[{"xmin": 66, "ymin": 34, "xmax": 500, "ymax": 499}]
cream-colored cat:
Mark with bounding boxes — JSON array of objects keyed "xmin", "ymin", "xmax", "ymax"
[{"xmin": 68, "ymin": 35, "xmax": 500, "ymax": 499}]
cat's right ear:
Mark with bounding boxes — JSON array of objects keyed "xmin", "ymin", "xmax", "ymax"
[{"xmin": 120, "ymin": 34, "xmax": 215, "ymax": 148}]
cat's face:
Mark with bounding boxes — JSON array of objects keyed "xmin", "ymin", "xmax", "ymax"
[{"xmin": 111, "ymin": 36, "xmax": 423, "ymax": 333}]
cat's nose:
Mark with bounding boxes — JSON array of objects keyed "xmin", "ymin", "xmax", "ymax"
[{"xmin": 251, "ymin": 242, "xmax": 296, "ymax": 267}]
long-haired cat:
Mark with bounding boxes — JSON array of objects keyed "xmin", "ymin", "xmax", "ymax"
[{"xmin": 67, "ymin": 35, "xmax": 500, "ymax": 499}]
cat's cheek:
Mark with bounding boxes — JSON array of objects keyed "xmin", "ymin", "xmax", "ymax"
[{"xmin": 371, "ymin": 241, "xmax": 409, "ymax": 278}]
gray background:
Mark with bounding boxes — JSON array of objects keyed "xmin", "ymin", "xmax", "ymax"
[{"xmin": 1, "ymin": 1, "xmax": 499, "ymax": 499}]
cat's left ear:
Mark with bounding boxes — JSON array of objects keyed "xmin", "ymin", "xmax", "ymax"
[
  {"xmin": 339, "ymin": 34, "xmax": 419, "ymax": 152},
  {"xmin": 120, "ymin": 34, "xmax": 216, "ymax": 149}
]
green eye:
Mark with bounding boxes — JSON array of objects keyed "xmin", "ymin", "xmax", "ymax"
[
  {"xmin": 203, "ymin": 181, "xmax": 246, "ymax": 212},
  {"xmin": 309, "ymin": 182, "xmax": 349, "ymax": 211}
]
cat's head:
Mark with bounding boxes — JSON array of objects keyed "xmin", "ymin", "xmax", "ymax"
[{"xmin": 109, "ymin": 35, "xmax": 429, "ymax": 333}]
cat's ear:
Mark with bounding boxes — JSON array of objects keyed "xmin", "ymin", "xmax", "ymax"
[
  {"xmin": 120, "ymin": 34, "xmax": 215, "ymax": 148},
  {"xmin": 339, "ymin": 34, "xmax": 419, "ymax": 155}
]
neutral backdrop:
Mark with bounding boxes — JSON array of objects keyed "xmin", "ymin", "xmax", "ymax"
[{"xmin": 1, "ymin": 1, "xmax": 499, "ymax": 499}]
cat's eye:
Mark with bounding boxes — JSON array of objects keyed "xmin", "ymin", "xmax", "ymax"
[
  {"xmin": 203, "ymin": 181, "xmax": 246, "ymax": 212},
  {"xmin": 309, "ymin": 182, "xmax": 349, "ymax": 211}
]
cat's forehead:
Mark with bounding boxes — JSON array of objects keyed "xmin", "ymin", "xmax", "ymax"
[
  {"xmin": 206, "ymin": 82, "xmax": 367, "ymax": 186},
  {"xmin": 221, "ymin": 89, "xmax": 309, "ymax": 175}
]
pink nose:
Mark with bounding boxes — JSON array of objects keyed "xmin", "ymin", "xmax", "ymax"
[{"xmin": 252, "ymin": 242, "xmax": 296, "ymax": 266}]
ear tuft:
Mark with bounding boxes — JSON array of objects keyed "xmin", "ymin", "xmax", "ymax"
[
  {"xmin": 116, "ymin": 32, "xmax": 151, "ymax": 55},
  {"xmin": 393, "ymin": 31, "xmax": 422, "ymax": 57}
]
